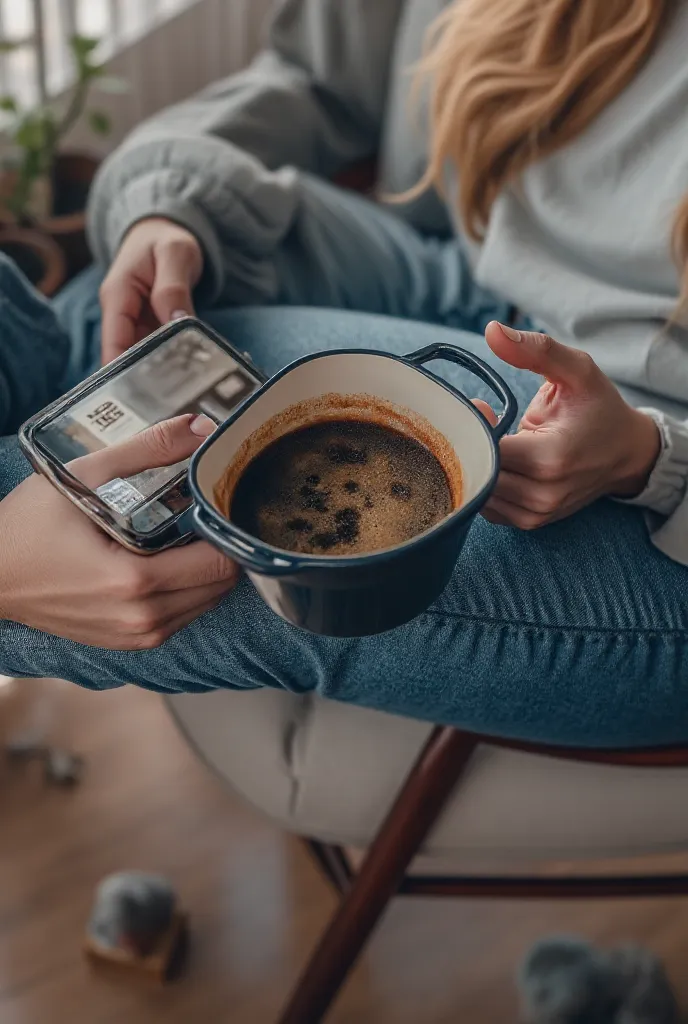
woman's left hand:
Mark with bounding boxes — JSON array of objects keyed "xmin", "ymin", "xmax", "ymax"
[{"xmin": 473, "ymin": 322, "xmax": 662, "ymax": 530}]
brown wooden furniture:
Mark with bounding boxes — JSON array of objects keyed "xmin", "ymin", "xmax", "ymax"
[
  {"xmin": 276, "ymin": 727, "xmax": 688, "ymax": 1024},
  {"xmin": 256, "ymin": 165, "xmax": 688, "ymax": 1022},
  {"xmin": 167, "ymin": 679, "xmax": 688, "ymax": 1024},
  {"xmin": 163, "ymin": 157, "xmax": 688, "ymax": 1024}
]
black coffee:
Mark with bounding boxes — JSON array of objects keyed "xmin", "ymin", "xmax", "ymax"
[{"xmin": 229, "ymin": 419, "xmax": 454, "ymax": 556}]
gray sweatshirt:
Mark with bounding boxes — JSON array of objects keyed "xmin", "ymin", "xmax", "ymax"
[{"xmin": 87, "ymin": 0, "xmax": 688, "ymax": 565}]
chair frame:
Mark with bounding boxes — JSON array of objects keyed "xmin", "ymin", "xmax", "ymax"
[
  {"xmin": 274, "ymin": 165, "xmax": 688, "ymax": 1021},
  {"xmin": 278, "ymin": 726, "xmax": 688, "ymax": 1024}
]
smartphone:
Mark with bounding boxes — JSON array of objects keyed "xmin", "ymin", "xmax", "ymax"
[{"xmin": 19, "ymin": 317, "xmax": 265, "ymax": 553}]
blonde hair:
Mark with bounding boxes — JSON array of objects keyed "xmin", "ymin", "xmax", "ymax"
[{"xmin": 415, "ymin": 0, "xmax": 688, "ymax": 304}]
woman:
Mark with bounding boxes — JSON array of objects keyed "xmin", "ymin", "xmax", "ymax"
[{"xmin": 1, "ymin": 0, "xmax": 687, "ymax": 748}]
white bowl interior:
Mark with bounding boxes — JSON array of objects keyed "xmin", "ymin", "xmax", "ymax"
[{"xmin": 195, "ymin": 353, "xmax": 496, "ymax": 515}]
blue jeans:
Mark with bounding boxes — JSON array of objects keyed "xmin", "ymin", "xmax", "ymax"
[{"xmin": 1, "ymin": 184, "xmax": 688, "ymax": 749}]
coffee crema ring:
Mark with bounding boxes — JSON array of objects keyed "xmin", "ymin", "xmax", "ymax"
[{"xmin": 214, "ymin": 393, "xmax": 463, "ymax": 557}]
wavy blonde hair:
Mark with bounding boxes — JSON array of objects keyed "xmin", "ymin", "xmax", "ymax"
[{"xmin": 416, "ymin": 0, "xmax": 687, "ymax": 302}]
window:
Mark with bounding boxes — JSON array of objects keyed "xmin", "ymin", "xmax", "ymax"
[{"xmin": 0, "ymin": 0, "xmax": 201, "ymax": 108}]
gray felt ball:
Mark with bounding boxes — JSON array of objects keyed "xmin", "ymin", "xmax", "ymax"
[
  {"xmin": 518, "ymin": 937, "xmax": 678, "ymax": 1024},
  {"xmin": 88, "ymin": 872, "xmax": 176, "ymax": 952},
  {"xmin": 607, "ymin": 947, "xmax": 678, "ymax": 1024},
  {"xmin": 519, "ymin": 936, "xmax": 618, "ymax": 1024}
]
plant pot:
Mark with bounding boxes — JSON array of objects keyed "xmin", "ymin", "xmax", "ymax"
[
  {"xmin": 0, "ymin": 226, "xmax": 66, "ymax": 296},
  {"xmin": 0, "ymin": 152, "xmax": 100, "ymax": 281},
  {"xmin": 41, "ymin": 152, "xmax": 100, "ymax": 280}
]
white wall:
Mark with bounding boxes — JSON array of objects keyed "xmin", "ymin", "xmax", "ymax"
[{"xmin": 63, "ymin": 0, "xmax": 274, "ymax": 154}]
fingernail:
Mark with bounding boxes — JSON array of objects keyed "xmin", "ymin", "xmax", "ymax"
[
  {"xmin": 189, "ymin": 414, "xmax": 216, "ymax": 437},
  {"xmin": 171, "ymin": 309, "xmax": 190, "ymax": 321},
  {"xmin": 499, "ymin": 322, "xmax": 522, "ymax": 342}
]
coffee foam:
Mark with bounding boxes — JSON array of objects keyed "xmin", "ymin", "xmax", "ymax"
[{"xmin": 214, "ymin": 393, "xmax": 463, "ymax": 555}]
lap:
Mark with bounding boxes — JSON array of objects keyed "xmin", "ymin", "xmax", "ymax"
[
  {"xmin": 278, "ymin": 175, "xmax": 513, "ymax": 333},
  {"xmin": 2, "ymin": 306, "xmax": 688, "ymax": 749},
  {"xmin": 206, "ymin": 305, "xmax": 541, "ymax": 415}
]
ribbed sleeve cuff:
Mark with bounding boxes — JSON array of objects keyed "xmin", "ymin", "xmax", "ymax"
[
  {"xmin": 618, "ymin": 408, "xmax": 688, "ymax": 517},
  {"xmin": 100, "ymin": 174, "xmax": 225, "ymax": 305}
]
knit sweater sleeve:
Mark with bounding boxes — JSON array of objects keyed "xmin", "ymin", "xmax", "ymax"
[
  {"xmin": 86, "ymin": 0, "xmax": 405, "ymax": 302},
  {"xmin": 618, "ymin": 408, "xmax": 688, "ymax": 565}
]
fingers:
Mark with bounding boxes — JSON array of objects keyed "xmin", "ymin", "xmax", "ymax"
[
  {"xmin": 141, "ymin": 538, "xmax": 241, "ymax": 593},
  {"xmin": 482, "ymin": 495, "xmax": 545, "ymax": 531},
  {"xmin": 99, "ymin": 590, "xmax": 231, "ymax": 651},
  {"xmin": 479, "ymin": 498, "xmax": 512, "ymax": 527},
  {"xmin": 483, "ymin": 466, "xmax": 581, "ymax": 529},
  {"xmin": 120, "ymin": 578, "xmax": 235, "ymax": 640},
  {"xmin": 482, "ymin": 491, "xmax": 579, "ymax": 531},
  {"xmin": 497, "ymin": 431, "xmax": 566, "ymax": 480},
  {"xmin": 149, "ymin": 239, "xmax": 200, "ymax": 326},
  {"xmin": 99, "ymin": 220, "xmax": 203, "ymax": 366},
  {"xmin": 107, "ymin": 533, "xmax": 240, "ymax": 599},
  {"xmin": 99, "ymin": 271, "xmax": 144, "ymax": 365},
  {"xmin": 134, "ymin": 599, "xmax": 223, "ymax": 650},
  {"xmin": 93, "ymin": 546, "xmax": 240, "ymax": 649},
  {"xmin": 471, "ymin": 398, "xmax": 498, "ymax": 427},
  {"xmin": 484, "ymin": 427, "xmax": 572, "ymax": 530},
  {"xmin": 484, "ymin": 321, "xmax": 597, "ymax": 389},
  {"xmin": 492, "ymin": 469, "xmax": 568, "ymax": 515},
  {"xmin": 72, "ymin": 413, "xmax": 216, "ymax": 487}
]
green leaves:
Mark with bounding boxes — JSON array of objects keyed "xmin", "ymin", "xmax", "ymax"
[
  {"xmin": 88, "ymin": 110, "xmax": 111, "ymax": 136},
  {"xmin": 4, "ymin": 111, "xmax": 55, "ymax": 222},
  {"xmin": 0, "ymin": 31, "xmax": 125, "ymax": 219},
  {"xmin": 14, "ymin": 111, "xmax": 56, "ymax": 157},
  {"xmin": 69, "ymin": 34, "xmax": 104, "ymax": 82},
  {"xmin": 70, "ymin": 35, "xmax": 99, "ymax": 61}
]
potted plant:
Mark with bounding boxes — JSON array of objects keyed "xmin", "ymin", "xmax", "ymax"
[{"xmin": 0, "ymin": 35, "xmax": 125, "ymax": 294}]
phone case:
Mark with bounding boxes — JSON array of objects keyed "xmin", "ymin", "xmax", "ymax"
[{"xmin": 19, "ymin": 317, "xmax": 266, "ymax": 554}]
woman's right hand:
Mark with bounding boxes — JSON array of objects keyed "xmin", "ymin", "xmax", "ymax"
[
  {"xmin": 99, "ymin": 217, "xmax": 204, "ymax": 365},
  {"xmin": 0, "ymin": 415, "xmax": 240, "ymax": 650}
]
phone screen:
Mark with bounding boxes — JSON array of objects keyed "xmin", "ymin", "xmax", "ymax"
[{"xmin": 33, "ymin": 323, "xmax": 260, "ymax": 535}]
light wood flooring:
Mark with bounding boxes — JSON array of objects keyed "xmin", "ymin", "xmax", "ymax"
[{"xmin": 1, "ymin": 677, "xmax": 687, "ymax": 1023}]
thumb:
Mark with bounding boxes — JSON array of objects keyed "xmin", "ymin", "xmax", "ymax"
[
  {"xmin": 149, "ymin": 244, "xmax": 198, "ymax": 325},
  {"xmin": 484, "ymin": 321, "xmax": 595, "ymax": 388},
  {"xmin": 72, "ymin": 414, "xmax": 216, "ymax": 489},
  {"xmin": 471, "ymin": 398, "xmax": 498, "ymax": 427}
]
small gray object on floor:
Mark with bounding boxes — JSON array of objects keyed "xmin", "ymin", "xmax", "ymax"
[
  {"xmin": 518, "ymin": 937, "xmax": 678, "ymax": 1024},
  {"xmin": 88, "ymin": 872, "xmax": 176, "ymax": 955}
]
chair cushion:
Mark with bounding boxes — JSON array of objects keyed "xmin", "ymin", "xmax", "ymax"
[{"xmin": 166, "ymin": 688, "xmax": 688, "ymax": 868}]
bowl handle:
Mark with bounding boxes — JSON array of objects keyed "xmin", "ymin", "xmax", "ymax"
[
  {"xmin": 406, "ymin": 342, "xmax": 518, "ymax": 440},
  {"xmin": 188, "ymin": 504, "xmax": 298, "ymax": 575}
]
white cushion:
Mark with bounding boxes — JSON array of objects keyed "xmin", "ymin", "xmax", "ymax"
[{"xmin": 165, "ymin": 688, "xmax": 688, "ymax": 869}]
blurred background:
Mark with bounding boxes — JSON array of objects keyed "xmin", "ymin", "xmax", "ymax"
[
  {"xmin": 0, "ymin": 0, "xmax": 271, "ymax": 139},
  {"xmin": 2, "ymin": 4, "xmax": 688, "ymax": 1024},
  {"xmin": 0, "ymin": 0, "xmax": 273, "ymax": 292}
]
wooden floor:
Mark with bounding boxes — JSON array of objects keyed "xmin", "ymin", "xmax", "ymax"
[{"xmin": 2, "ymin": 678, "xmax": 688, "ymax": 1024}]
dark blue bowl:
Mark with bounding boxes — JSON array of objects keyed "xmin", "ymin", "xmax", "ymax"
[{"xmin": 189, "ymin": 342, "xmax": 516, "ymax": 637}]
